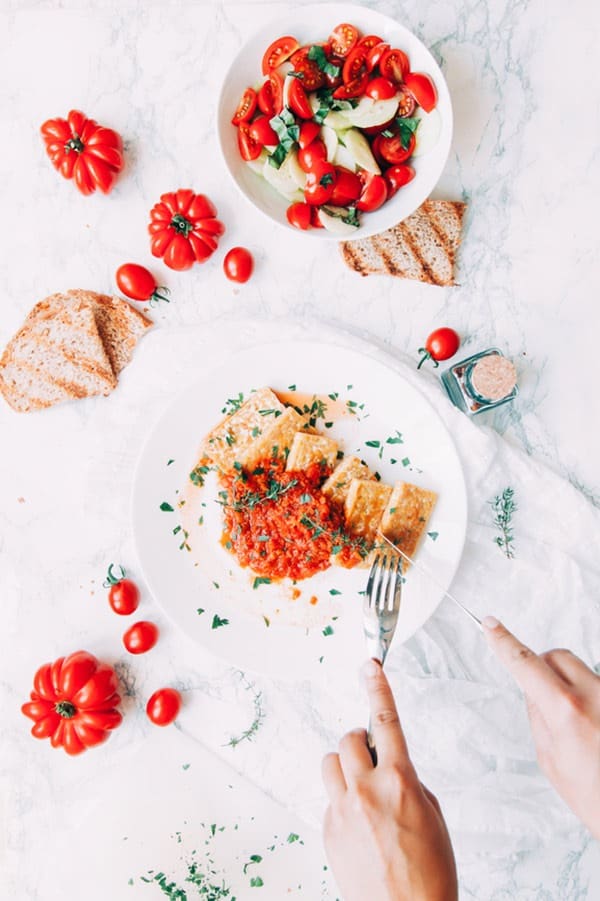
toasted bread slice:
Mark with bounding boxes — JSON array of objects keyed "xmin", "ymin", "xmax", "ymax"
[
  {"xmin": 340, "ymin": 200, "xmax": 466, "ymax": 286},
  {"xmin": 285, "ymin": 432, "xmax": 338, "ymax": 473},
  {"xmin": 380, "ymin": 482, "xmax": 437, "ymax": 565},
  {"xmin": 237, "ymin": 406, "xmax": 311, "ymax": 471},
  {"xmin": 0, "ymin": 299, "xmax": 116, "ymax": 412},
  {"xmin": 322, "ymin": 456, "xmax": 376, "ymax": 506},
  {"xmin": 202, "ymin": 387, "xmax": 286, "ymax": 471}
]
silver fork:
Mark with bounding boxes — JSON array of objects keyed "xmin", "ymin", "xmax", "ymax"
[{"xmin": 362, "ymin": 552, "xmax": 403, "ymax": 762}]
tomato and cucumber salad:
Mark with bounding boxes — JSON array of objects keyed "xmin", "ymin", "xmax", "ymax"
[{"xmin": 231, "ymin": 24, "xmax": 439, "ymax": 233}]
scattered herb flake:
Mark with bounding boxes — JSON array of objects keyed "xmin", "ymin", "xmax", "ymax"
[
  {"xmin": 250, "ymin": 876, "xmax": 264, "ymax": 887},
  {"xmin": 329, "ymin": 589, "xmax": 342, "ymax": 596},
  {"xmin": 253, "ymin": 576, "xmax": 272, "ymax": 589},
  {"xmin": 322, "ymin": 625, "xmax": 334, "ymax": 637},
  {"xmin": 211, "ymin": 614, "xmax": 229, "ymax": 629},
  {"xmin": 197, "ymin": 607, "xmax": 205, "ymax": 615},
  {"xmin": 167, "ymin": 459, "xmax": 174, "ymax": 466},
  {"xmin": 427, "ymin": 531, "xmax": 439, "ymax": 541},
  {"xmin": 160, "ymin": 501, "xmax": 174, "ymax": 512},
  {"xmin": 402, "ymin": 457, "xmax": 411, "ymax": 467}
]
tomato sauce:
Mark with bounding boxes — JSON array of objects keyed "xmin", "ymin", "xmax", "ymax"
[{"xmin": 220, "ymin": 455, "xmax": 366, "ymax": 580}]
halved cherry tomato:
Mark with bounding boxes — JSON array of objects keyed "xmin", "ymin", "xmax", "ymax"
[
  {"xmin": 343, "ymin": 46, "xmax": 368, "ymax": 85},
  {"xmin": 298, "ymin": 121, "xmax": 320, "ymax": 149},
  {"xmin": 417, "ymin": 328, "xmax": 460, "ymax": 369},
  {"xmin": 257, "ymin": 80, "xmax": 276, "ymax": 117},
  {"xmin": 249, "ymin": 116, "xmax": 279, "ymax": 147},
  {"xmin": 329, "ymin": 167, "xmax": 362, "ymax": 206},
  {"xmin": 269, "ymin": 71, "xmax": 284, "ymax": 115},
  {"xmin": 238, "ymin": 122, "xmax": 261, "ymax": 161},
  {"xmin": 262, "ymin": 36, "xmax": 300, "ymax": 75},
  {"xmin": 146, "ymin": 688, "xmax": 181, "ymax": 726},
  {"xmin": 123, "ymin": 621, "xmax": 159, "ymax": 655},
  {"xmin": 324, "ymin": 55, "xmax": 344, "ymax": 90},
  {"xmin": 287, "ymin": 201, "xmax": 313, "ymax": 230},
  {"xmin": 290, "ymin": 48, "xmax": 326, "ymax": 91},
  {"xmin": 288, "ymin": 77, "xmax": 313, "ymax": 119},
  {"xmin": 365, "ymin": 76, "xmax": 397, "ymax": 101},
  {"xmin": 231, "ymin": 88, "xmax": 257, "ymax": 126},
  {"xmin": 404, "ymin": 72, "xmax": 437, "ymax": 112},
  {"xmin": 115, "ymin": 264, "xmax": 169, "ymax": 305},
  {"xmin": 379, "ymin": 48, "xmax": 410, "ymax": 83},
  {"xmin": 367, "ymin": 41, "xmax": 390, "ymax": 72},
  {"xmin": 304, "ymin": 160, "xmax": 336, "ymax": 205},
  {"xmin": 311, "ymin": 206, "xmax": 324, "ymax": 228},
  {"xmin": 396, "ymin": 86, "xmax": 417, "ymax": 117},
  {"xmin": 385, "ymin": 164, "xmax": 415, "ymax": 197},
  {"xmin": 356, "ymin": 173, "xmax": 388, "ymax": 212},
  {"xmin": 329, "ymin": 23, "xmax": 359, "ymax": 57},
  {"xmin": 223, "ymin": 247, "xmax": 254, "ymax": 283},
  {"xmin": 357, "ymin": 34, "xmax": 383, "ymax": 52},
  {"xmin": 104, "ymin": 563, "xmax": 140, "ymax": 615},
  {"xmin": 298, "ymin": 139, "xmax": 327, "ymax": 172},
  {"xmin": 377, "ymin": 131, "xmax": 416, "ymax": 164}
]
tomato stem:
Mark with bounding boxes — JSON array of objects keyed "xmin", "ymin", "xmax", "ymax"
[
  {"xmin": 169, "ymin": 214, "xmax": 193, "ymax": 238},
  {"xmin": 65, "ymin": 136, "xmax": 85, "ymax": 154},
  {"xmin": 55, "ymin": 700, "xmax": 77, "ymax": 719},
  {"xmin": 150, "ymin": 287, "xmax": 171, "ymax": 306},
  {"xmin": 103, "ymin": 562, "xmax": 126, "ymax": 588},
  {"xmin": 416, "ymin": 349, "xmax": 439, "ymax": 370}
]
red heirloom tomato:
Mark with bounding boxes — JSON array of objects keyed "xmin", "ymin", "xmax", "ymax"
[
  {"xmin": 262, "ymin": 35, "xmax": 299, "ymax": 75},
  {"xmin": 231, "ymin": 87, "xmax": 257, "ymax": 126},
  {"xmin": 329, "ymin": 23, "xmax": 359, "ymax": 57},
  {"xmin": 304, "ymin": 160, "xmax": 336, "ymax": 205},
  {"xmin": 115, "ymin": 264, "xmax": 169, "ymax": 306},
  {"xmin": 104, "ymin": 563, "xmax": 140, "ymax": 615},
  {"xmin": 40, "ymin": 109, "xmax": 123, "ymax": 196},
  {"xmin": 356, "ymin": 173, "xmax": 388, "ymax": 212},
  {"xmin": 21, "ymin": 651, "xmax": 122, "ymax": 755},
  {"xmin": 223, "ymin": 247, "xmax": 254, "ymax": 283},
  {"xmin": 148, "ymin": 190, "xmax": 225, "ymax": 271},
  {"xmin": 385, "ymin": 164, "xmax": 415, "ymax": 197},
  {"xmin": 404, "ymin": 72, "xmax": 438, "ymax": 112},
  {"xmin": 123, "ymin": 621, "xmax": 159, "ymax": 654},
  {"xmin": 287, "ymin": 201, "xmax": 313, "ymax": 230},
  {"xmin": 417, "ymin": 328, "xmax": 461, "ymax": 369},
  {"xmin": 146, "ymin": 688, "xmax": 182, "ymax": 726}
]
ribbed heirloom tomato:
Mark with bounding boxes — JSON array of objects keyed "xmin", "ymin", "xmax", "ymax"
[
  {"xmin": 40, "ymin": 109, "xmax": 123, "ymax": 196},
  {"xmin": 21, "ymin": 651, "xmax": 122, "ymax": 755},
  {"xmin": 148, "ymin": 190, "xmax": 225, "ymax": 271}
]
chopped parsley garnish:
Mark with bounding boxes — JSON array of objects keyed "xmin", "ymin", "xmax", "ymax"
[
  {"xmin": 329, "ymin": 588, "xmax": 342, "ymax": 596},
  {"xmin": 287, "ymin": 833, "xmax": 300, "ymax": 843},
  {"xmin": 365, "ymin": 439, "xmax": 380, "ymax": 448},
  {"xmin": 221, "ymin": 392, "xmax": 244, "ymax": 415},
  {"xmin": 213, "ymin": 581, "xmax": 220, "ymax": 589},
  {"xmin": 160, "ymin": 501, "xmax": 174, "ymax": 512},
  {"xmin": 211, "ymin": 614, "xmax": 229, "ymax": 629},
  {"xmin": 190, "ymin": 463, "xmax": 211, "ymax": 486},
  {"xmin": 253, "ymin": 576, "xmax": 272, "ymax": 589},
  {"xmin": 250, "ymin": 876, "xmax": 264, "ymax": 887},
  {"xmin": 428, "ymin": 531, "xmax": 439, "ymax": 541},
  {"xmin": 197, "ymin": 608, "xmax": 205, "ymax": 615},
  {"xmin": 322, "ymin": 625, "xmax": 334, "ymax": 637},
  {"xmin": 386, "ymin": 431, "xmax": 404, "ymax": 445},
  {"xmin": 259, "ymin": 408, "xmax": 282, "ymax": 417},
  {"xmin": 167, "ymin": 458, "xmax": 174, "ymax": 466},
  {"xmin": 288, "ymin": 383, "xmax": 297, "ymax": 390},
  {"xmin": 402, "ymin": 457, "xmax": 411, "ymax": 466}
]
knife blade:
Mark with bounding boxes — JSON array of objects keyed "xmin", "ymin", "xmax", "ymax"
[{"xmin": 377, "ymin": 532, "xmax": 482, "ymax": 630}]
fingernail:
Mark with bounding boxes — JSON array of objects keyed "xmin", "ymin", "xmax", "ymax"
[
  {"xmin": 482, "ymin": 616, "xmax": 501, "ymax": 630},
  {"xmin": 363, "ymin": 659, "xmax": 381, "ymax": 677}
]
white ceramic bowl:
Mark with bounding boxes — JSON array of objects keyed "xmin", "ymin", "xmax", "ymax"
[{"xmin": 217, "ymin": 3, "xmax": 453, "ymax": 239}]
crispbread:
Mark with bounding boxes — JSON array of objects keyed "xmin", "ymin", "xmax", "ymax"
[
  {"xmin": 339, "ymin": 200, "xmax": 466, "ymax": 286},
  {"xmin": 380, "ymin": 481, "xmax": 437, "ymax": 563},
  {"xmin": 344, "ymin": 478, "xmax": 392, "ymax": 545},
  {"xmin": 237, "ymin": 406, "xmax": 311, "ymax": 471},
  {"xmin": 0, "ymin": 300, "xmax": 116, "ymax": 412},
  {"xmin": 203, "ymin": 388, "xmax": 286, "ymax": 471},
  {"xmin": 322, "ymin": 456, "xmax": 376, "ymax": 506},
  {"xmin": 285, "ymin": 432, "xmax": 338, "ymax": 473}
]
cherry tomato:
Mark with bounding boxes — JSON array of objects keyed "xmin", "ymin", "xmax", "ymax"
[
  {"xmin": 362, "ymin": 116, "xmax": 396, "ymax": 137},
  {"xmin": 324, "ymin": 55, "xmax": 344, "ymax": 89},
  {"xmin": 342, "ymin": 46, "xmax": 368, "ymax": 85},
  {"xmin": 146, "ymin": 688, "xmax": 181, "ymax": 726},
  {"xmin": 356, "ymin": 173, "xmax": 388, "ymax": 212},
  {"xmin": 231, "ymin": 88, "xmax": 257, "ymax": 126},
  {"xmin": 311, "ymin": 206, "xmax": 324, "ymax": 228},
  {"xmin": 298, "ymin": 121, "xmax": 320, "ymax": 149},
  {"xmin": 329, "ymin": 23, "xmax": 359, "ymax": 57},
  {"xmin": 123, "ymin": 621, "xmax": 159, "ymax": 655},
  {"xmin": 115, "ymin": 264, "xmax": 169, "ymax": 305},
  {"xmin": 257, "ymin": 80, "xmax": 276, "ymax": 117},
  {"xmin": 357, "ymin": 34, "xmax": 383, "ymax": 52},
  {"xmin": 385, "ymin": 164, "xmax": 415, "ymax": 197},
  {"xmin": 288, "ymin": 77, "xmax": 313, "ymax": 119},
  {"xmin": 223, "ymin": 247, "xmax": 254, "ymax": 283},
  {"xmin": 365, "ymin": 76, "xmax": 397, "ymax": 101},
  {"xmin": 238, "ymin": 122, "xmax": 261, "ymax": 161},
  {"xmin": 261, "ymin": 35, "xmax": 300, "ymax": 75},
  {"xmin": 396, "ymin": 86, "xmax": 417, "ymax": 118},
  {"xmin": 289, "ymin": 48, "xmax": 326, "ymax": 91},
  {"xmin": 404, "ymin": 72, "xmax": 437, "ymax": 112},
  {"xmin": 304, "ymin": 160, "xmax": 336, "ymax": 205},
  {"xmin": 377, "ymin": 131, "xmax": 416, "ymax": 165},
  {"xmin": 104, "ymin": 564, "xmax": 140, "ymax": 615},
  {"xmin": 298, "ymin": 139, "xmax": 327, "ymax": 172},
  {"xmin": 329, "ymin": 167, "xmax": 362, "ymax": 206},
  {"xmin": 269, "ymin": 71, "xmax": 284, "ymax": 115},
  {"xmin": 249, "ymin": 116, "xmax": 279, "ymax": 147},
  {"xmin": 417, "ymin": 328, "xmax": 460, "ymax": 369},
  {"xmin": 379, "ymin": 48, "xmax": 410, "ymax": 83},
  {"xmin": 366, "ymin": 41, "xmax": 390, "ymax": 72},
  {"xmin": 287, "ymin": 201, "xmax": 313, "ymax": 230}
]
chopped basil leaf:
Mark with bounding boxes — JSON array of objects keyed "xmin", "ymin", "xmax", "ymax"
[
  {"xmin": 211, "ymin": 614, "xmax": 229, "ymax": 629},
  {"xmin": 329, "ymin": 589, "xmax": 342, "ymax": 596},
  {"xmin": 428, "ymin": 531, "xmax": 439, "ymax": 541},
  {"xmin": 307, "ymin": 44, "xmax": 341, "ymax": 79},
  {"xmin": 268, "ymin": 143, "xmax": 289, "ymax": 169},
  {"xmin": 396, "ymin": 116, "xmax": 420, "ymax": 149},
  {"xmin": 365, "ymin": 439, "xmax": 380, "ymax": 448},
  {"xmin": 253, "ymin": 576, "xmax": 272, "ymax": 589},
  {"xmin": 160, "ymin": 501, "xmax": 174, "ymax": 512},
  {"xmin": 322, "ymin": 625, "xmax": 334, "ymax": 637}
]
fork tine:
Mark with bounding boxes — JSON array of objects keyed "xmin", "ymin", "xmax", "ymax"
[
  {"xmin": 373, "ymin": 554, "xmax": 388, "ymax": 611},
  {"xmin": 391, "ymin": 554, "xmax": 403, "ymax": 611},
  {"xmin": 365, "ymin": 552, "xmax": 381, "ymax": 606}
]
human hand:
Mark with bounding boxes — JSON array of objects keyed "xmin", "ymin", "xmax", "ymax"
[
  {"xmin": 483, "ymin": 616, "xmax": 600, "ymax": 839},
  {"xmin": 322, "ymin": 659, "xmax": 458, "ymax": 901}
]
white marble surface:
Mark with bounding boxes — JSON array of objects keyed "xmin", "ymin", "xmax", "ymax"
[{"xmin": 2, "ymin": 1, "xmax": 600, "ymax": 898}]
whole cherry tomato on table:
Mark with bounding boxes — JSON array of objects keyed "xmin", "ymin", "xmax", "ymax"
[
  {"xmin": 21, "ymin": 651, "xmax": 122, "ymax": 755},
  {"xmin": 104, "ymin": 563, "xmax": 140, "ymax": 615},
  {"xmin": 417, "ymin": 328, "xmax": 461, "ymax": 369},
  {"xmin": 115, "ymin": 264, "xmax": 169, "ymax": 306},
  {"xmin": 146, "ymin": 688, "xmax": 182, "ymax": 726},
  {"xmin": 148, "ymin": 190, "xmax": 225, "ymax": 271},
  {"xmin": 40, "ymin": 109, "xmax": 123, "ymax": 195},
  {"xmin": 123, "ymin": 621, "xmax": 159, "ymax": 654},
  {"xmin": 223, "ymin": 247, "xmax": 254, "ymax": 283}
]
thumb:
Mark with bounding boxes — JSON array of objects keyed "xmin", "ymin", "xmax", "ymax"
[{"xmin": 482, "ymin": 616, "xmax": 563, "ymax": 704}]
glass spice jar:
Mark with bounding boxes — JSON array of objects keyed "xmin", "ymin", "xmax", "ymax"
[{"xmin": 441, "ymin": 348, "xmax": 518, "ymax": 416}]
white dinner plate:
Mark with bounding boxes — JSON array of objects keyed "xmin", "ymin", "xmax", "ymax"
[{"xmin": 132, "ymin": 340, "xmax": 467, "ymax": 678}]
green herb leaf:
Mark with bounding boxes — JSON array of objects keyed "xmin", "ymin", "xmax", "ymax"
[
  {"xmin": 197, "ymin": 608, "xmax": 205, "ymax": 615},
  {"xmin": 427, "ymin": 531, "xmax": 439, "ymax": 541},
  {"xmin": 396, "ymin": 116, "xmax": 420, "ymax": 149},
  {"xmin": 365, "ymin": 439, "xmax": 380, "ymax": 448},
  {"xmin": 211, "ymin": 614, "xmax": 229, "ymax": 629},
  {"xmin": 253, "ymin": 576, "xmax": 272, "ymax": 589},
  {"xmin": 329, "ymin": 588, "xmax": 342, "ymax": 595},
  {"xmin": 307, "ymin": 44, "xmax": 341, "ymax": 79},
  {"xmin": 160, "ymin": 501, "xmax": 174, "ymax": 512},
  {"xmin": 250, "ymin": 876, "xmax": 264, "ymax": 887},
  {"xmin": 322, "ymin": 625, "xmax": 334, "ymax": 637},
  {"xmin": 386, "ymin": 431, "xmax": 404, "ymax": 445},
  {"xmin": 287, "ymin": 833, "xmax": 300, "ymax": 843}
]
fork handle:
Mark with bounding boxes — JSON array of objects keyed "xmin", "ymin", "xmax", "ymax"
[{"xmin": 366, "ymin": 649, "xmax": 388, "ymax": 765}]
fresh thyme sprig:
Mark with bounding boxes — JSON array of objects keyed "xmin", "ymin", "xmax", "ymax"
[
  {"xmin": 226, "ymin": 671, "xmax": 265, "ymax": 749},
  {"xmin": 219, "ymin": 476, "xmax": 299, "ymax": 512},
  {"xmin": 490, "ymin": 486, "xmax": 516, "ymax": 558}
]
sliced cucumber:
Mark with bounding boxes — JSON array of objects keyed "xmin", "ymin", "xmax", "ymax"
[
  {"xmin": 317, "ymin": 207, "xmax": 361, "ymax": 235},
  {"xmin": 262, "ymin": 150, "xmax": 305, "ymax": 199},
  {"xmin": 333, "ymin": 140, "xmax": 357, "ymax": 172},
  {"xmin": 411, "ymin": 108, "xmax": 442, "ymax": 158},
  {"xmin": 245, "ymin": 149, "xmax": 269, "ymax": 175},
  {"xmin": 343, "ymin": 95, "xmax": 399, "ymax": 129},
  {"xmin": 340, "ymin": 128, "xmax": 380, "ymax": 174},
  {"xmin": 320, "ymin": 125, "xmax": 338, "ymax": 163}
]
